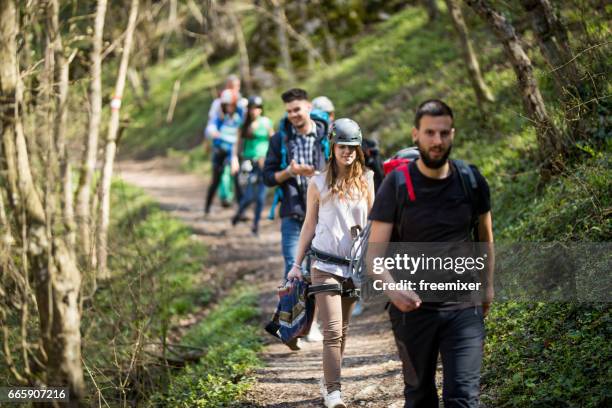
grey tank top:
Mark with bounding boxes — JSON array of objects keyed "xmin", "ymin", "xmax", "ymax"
[{"xmin": 310, "ymin": 170, "xmax": 373, "ymax": 278}]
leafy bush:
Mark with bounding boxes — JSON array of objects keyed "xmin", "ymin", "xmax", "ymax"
[
  {"xmin": 481, "ymin": 155, "xmax": 611, "ymax": 408},
  {"xmin": 80, "ymin": 180, "xmax": 210, "ymax": 404},
  {"xmin": 149, "ymin": 287, "xmax": 261, "ymax": 407},
  {"xmin": 483, "ymin": 302, "xmax": 611, "ymax": 407}
]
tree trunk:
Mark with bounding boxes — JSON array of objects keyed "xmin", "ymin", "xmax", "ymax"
[
  {"xmin": 520, "ymin": 0, "xmax": 579, "ymax": 95},
  {"xmin": 227, "ymin": 8, "xmax": 253, "ymax": 93},
  {"xmin": 246, "ymin": 2, "xmax": 327, "ymax": 68},
  {"xmin": 128, "ymin": 67, "xmax": 145, "ymax": 109},
  {"xmin": 445, "ymin": 0, "xmax": 495, "ymax": 113},
  {"xmin": 166, "ymin": 79, "xmax": 181, "ymax": 123},
  {"xmin": 0, "ymin": 0, "xmax": 85, "ymax": 401},
  {"xmin": 423, "ymin": 0, "xmax": 439, "ymax": 21},
  {"xmin": 97, "ymin": 0, "xmax": 139, "ymax": 281},
  {"xmin": 157, "ymin": 0, "xmax": 177, "ymax": 61},
  {"xmin": 272, "ymin": 0, "xmax": 294, "ymax": 83},
  {"xmin": 322, "ymin": 18, "xmax": 337, "ymax": 63},
  {"xmin": 466, "ymin": 0, "xmax": 565, "ymax": 168},
  {"xmin": 48, "ymin": 0, "xmax": 75, "ymax": 245},
  {"xmin": 76, "ymin": 0, "xmax": 107, "ymax": 267}
]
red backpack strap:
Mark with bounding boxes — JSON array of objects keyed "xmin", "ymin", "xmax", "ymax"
[{"xmin": 398, "ymin": 163, "xmax": 416, "ymax": 202}]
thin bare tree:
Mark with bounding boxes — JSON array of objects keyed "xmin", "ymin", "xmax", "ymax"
[
  {"xmin": 520, "ymin": 0, "xmax": 580, "ymax": 95},
  {"xmin": 271, "ymin": 0, "xmax": 294, "ymax": 83},
  {"xmin": 0, "ymin": 0, "xmax": 85, "ymax": 401},
  {"xmin": 76, "ymin": 0, "xmax": 108, "ymax": 268},
  {"xmin": 466, "ymin": 0, "xmax": 565, "ymax": 171},
  {"xmin": 158, "ymin": 0, "xmax": 178, "ymax": 61},
  {"xmin": 97, "ymin": 0, "xmax": 140, "ymax": 280},
  {"xmin": 227, "ymin": 6, "xmax": 253, "ymax": 93},
  {"xmin": 445, "ymin": 0, "xmax": 495, "ymax": 113}
]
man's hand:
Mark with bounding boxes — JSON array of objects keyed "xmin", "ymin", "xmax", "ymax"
[
  {"xmin": 387, "ymin": 290, "xmax": 422, "ymax": 312},
  {"xmin": 288, "ymin": 159, "xmax": 315, "ymax": 177},
  {"xmin": 482, "ymin": 286, "xmax": 494, "ymax": 317}
]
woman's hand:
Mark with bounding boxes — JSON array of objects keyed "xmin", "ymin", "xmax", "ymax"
[{"xmin": 286, "ymin": 264, "xmax": 303, "ymax": 282}]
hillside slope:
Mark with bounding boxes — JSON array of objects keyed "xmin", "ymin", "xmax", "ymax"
[{"xmin": 120, "ymin": 5, "xmax": 610, "ymax": 407}]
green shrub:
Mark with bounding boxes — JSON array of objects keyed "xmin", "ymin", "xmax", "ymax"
[
  {"xmin": 149, "ymin": 287, "xmax": 262, "ymax": 407},
  {"xmin": 483, "ymin": 302, "xmax": 611, "ymax": 407}
]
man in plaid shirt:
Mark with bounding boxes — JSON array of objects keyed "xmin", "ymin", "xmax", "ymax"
[{"xmin": 263, "ymin": 88, "xmax": 330, "ymax": 279}]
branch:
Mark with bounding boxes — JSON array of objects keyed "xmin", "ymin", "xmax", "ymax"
[{"xmin": 232, "ymin": 2, "xmax": 328, "ymax": 67}]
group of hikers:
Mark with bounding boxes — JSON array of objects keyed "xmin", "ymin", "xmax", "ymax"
[{"xmin": 203, "ymin": 75, "xmax": 494, "ymax": 408}]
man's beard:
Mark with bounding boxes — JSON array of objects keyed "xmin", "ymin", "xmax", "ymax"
[{"xmin": 417, "ymin": 141, "xmax": 452, "ymax": 169}]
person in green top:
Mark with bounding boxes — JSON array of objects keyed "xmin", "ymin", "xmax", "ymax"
[{"xmin": 231, "ymin": 95, "xmax": 274, "ymax": 235}]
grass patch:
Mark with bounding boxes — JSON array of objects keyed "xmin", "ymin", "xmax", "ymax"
[
  {"xmin": 80, "ymin": 180, "xmax": 211, "ymax": 405},
  {"xmin": 119, "ymin": 49, "xmax": 238, "ymax": 159},
  {"xmin": 483, "ymin": 302, "xmax": 611, "ymax": 407},
  {"xmin": 149, "ymin": 286, "xmax": 262, "ymax": 407}
]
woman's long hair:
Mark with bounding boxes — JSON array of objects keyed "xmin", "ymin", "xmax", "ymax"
[
  {"xmin": 324, "ymin": 143, "xmax": 369, "ymax": 204},
  {"xmin": 241, "ymin": 105, "xmax": 263, "ymax": 140}
]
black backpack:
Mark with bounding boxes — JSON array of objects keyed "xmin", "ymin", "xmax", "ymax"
[
  {"xmin": 361, "ymin": 138, "xmax": 384, "ymax": 191},
  {"xmin": 393, "ymin": 158, "xmax": 481, "ymax": 241}
]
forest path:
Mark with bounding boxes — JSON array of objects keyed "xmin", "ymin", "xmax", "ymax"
[{"xmin": 116, "ymin": 158, "xmax": 409, "ymax": 407}]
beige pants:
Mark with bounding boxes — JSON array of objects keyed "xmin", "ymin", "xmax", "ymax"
[{"xmin": 312, "ymin": 268, "xmax": 357, "ymax": 393}]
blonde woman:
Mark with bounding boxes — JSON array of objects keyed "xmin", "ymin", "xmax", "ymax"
[{"xmin": 287, "ymin": 118, "xmax": 374, "ymax": 408}]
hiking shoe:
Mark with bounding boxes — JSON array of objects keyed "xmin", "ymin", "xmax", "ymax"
[
  {"xmin": 319, "ymin": 377, "xmax": 327, "ymax": 398},
  {"xmin": 324, "ymin": 390, "xmax": 346, "ymax": 408},
  {"xmin": 306, "ymin": 322, "xmax": 324, "ymax": 342}
]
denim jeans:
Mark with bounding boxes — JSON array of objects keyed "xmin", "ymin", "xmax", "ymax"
[
  {"xmin": 280, "ymin": 216, "xmax": 304, "ymax": 279},
  {"xmin": 389, "ymin": 305, "xmax": 485, "ymax": 408},
  {"xmin": 235, "ymin": 165, "xmax": 267, "ymax": 232}
]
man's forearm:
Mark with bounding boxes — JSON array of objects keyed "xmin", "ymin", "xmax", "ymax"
[{"xmin": 274, "ymin": 168, "xmax": 294, "ymax": 184}]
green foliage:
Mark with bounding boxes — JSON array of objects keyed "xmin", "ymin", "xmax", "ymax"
[
  {"xmin": 118, "ymin": 4, "xmax": 610, "ymax": 406},
  {"xmin": 107, "ymin": 180, "xmax": 210, "ymax": 321},
  {"xmin": 499, "ymin": 156, "xmax": 611, "ymax": 242},
  {"xmin": 80, "ymin": 180, "xmax": 210, "ymax": 404},
  {"xmin": 483, "ymin": 302, "xmax": 611, "ymax": 407},
  {"xmin": 120, "ymin": 50, "xmax": 238, "ymax": 159},
  {"xmin": 246, "ymin": 0, "xmax": 408, "ymax": 72},
  {"xmin": 149, "ymin": 287, "xmax": 262, "ymax": 407}
]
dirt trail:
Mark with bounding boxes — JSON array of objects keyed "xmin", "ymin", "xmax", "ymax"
[{"xmin": 116, "ymin": 158, "xmax": 407, "ymax": 407}]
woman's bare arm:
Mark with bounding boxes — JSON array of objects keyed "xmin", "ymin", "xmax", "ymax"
[{"xmin": 293, "ymin": 182, "xmax": 320, "ymax": 266}]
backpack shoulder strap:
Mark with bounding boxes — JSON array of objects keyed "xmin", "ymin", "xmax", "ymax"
[
  {"xmin": 278, "ymin": 117, "xmax": 291, "ymax": 169},
  {"xmin": 453, "ymin": 159, "xmax": 477, "ymax": 189},
  {"xmin": 452, "ymin": 159, "xmax": 481, "ymax": 241},
  {"xmin": 396, "ymin": 163, "xmax": 416, "ymax": 202},
  {"xmin": 452, "ymin": 159, "xmax": 478, "ymax": 204},
  {"xmin": 391, "ymin": 161, "xmax": 416, "ymax": 241},
  {"xmin": 321, "ymin": 135, "xmax": 330, "ymax": 160}
]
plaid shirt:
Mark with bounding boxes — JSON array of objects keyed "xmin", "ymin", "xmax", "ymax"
[{"xmin": 290, "ymin": 120, "xmax": 317, "ymax": 188}]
